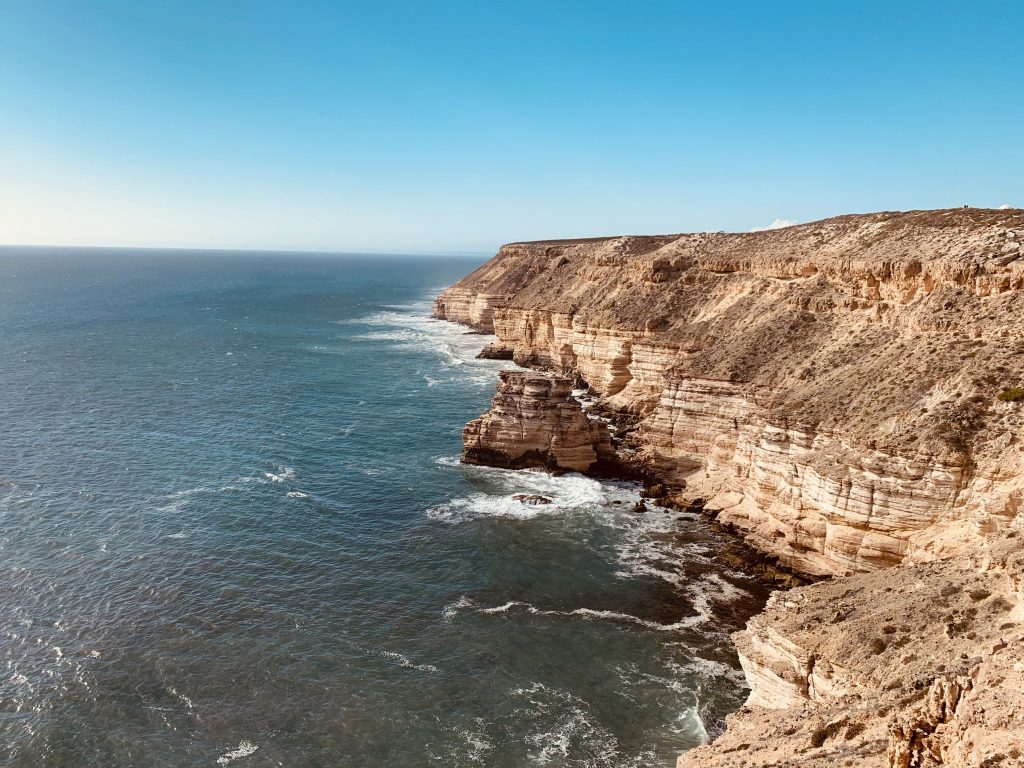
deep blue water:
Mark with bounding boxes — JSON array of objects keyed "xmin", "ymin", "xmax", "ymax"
[{"xmin": 0, "ymin": 248, "xmax": 769, "ymax": 768}]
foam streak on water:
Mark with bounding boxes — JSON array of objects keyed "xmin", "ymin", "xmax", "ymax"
[{"xmin": 0, "ymin": 249, "xmax": 770, "ymax": 768}]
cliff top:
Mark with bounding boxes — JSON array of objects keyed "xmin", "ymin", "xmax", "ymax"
[{"xmin": 504, "ymin": 207, "xmax": 1022, "ymax": 248}]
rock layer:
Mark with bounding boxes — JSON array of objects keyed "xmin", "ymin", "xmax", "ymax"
[
  {"xmin": 462, "ymin": 370, "xmax": 613, "ymax": 472},
  {"xmin": 437, "ymin": 208, "xmax": 1024, "ymax": 767}
]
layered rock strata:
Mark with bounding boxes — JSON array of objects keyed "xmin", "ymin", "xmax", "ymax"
[
  {"xmin": 435, "ymin": 209, "xmax": 1024, "ymax": 577},
  {"xmin": 462, "ymin": 370, "xmax": 613, "ymax": 473},
  {"xmin": 437, "ymin": 208, "xmax": 1024, "ymax": 767}
]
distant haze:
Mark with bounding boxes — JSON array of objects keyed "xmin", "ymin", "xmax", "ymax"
[{"xmin": 0, "ymin": 1, "xmax": 1020, "ymax": 253}]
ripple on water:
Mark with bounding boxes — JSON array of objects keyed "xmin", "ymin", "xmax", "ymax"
[{"xmin": 0, "ymin": 257, "xmax": 769, "ymax": 767}]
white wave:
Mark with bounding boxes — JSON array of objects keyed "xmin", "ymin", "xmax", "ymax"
[
  {"xmin": 153, "ymin": 485, "xmax": 216, "ymax": 515},
  {"xmin": 446, "ymin": 597, "xmax": 703, "ymax": 631},
  {"xmin": 263, "ymin": 466, "xmax": 296, "ymax": 484},
  {"xmin": 477, "ymin": 600, "xmax": 521, "ymax": 614},
  {"xmin": 456, "ymin": 728, "xmax": 493, "ymax": 762},
  {"xmin": 674, "ymin": 704, "xmax": 711, "ymax": 745},
  {"xmin": 342, "ymin": 299, "xmax": 516, "ymax": 382},
  {"xmin": 380, "ymin": 650, "xmax": 440, "ymax": 674},
  {"xmin": 169, "ymin": 486, "xmax": 208, "ymax": 498},
  {"xmin": 442, "ymin": 594, "xmax": 477, "ymax": 619},
  {"xmin": 510, "ymin": 682, "xmax": 619, "ymax": 765},
  {"xmin": 216, "ymin": 740, "xmax": 258, "ymax": 765},
  {"xmin": 428, "ymin": 464, "xmax": 752, "ymax": 627},
  {"xmin": 678, "ymin": 572, "xmax": 750, "ymax": 628},
  {"xmin": 353, "ymin": 328, "xmax": 426, "ymax": 342},
  {"xmin": 663, "ymin": 657, "xmax": 747, "ymax": 689},
  {"xmin": 286, "ymin": 491, "xmax": 308, "ymax": 499},
  {"xmin": 427, "ymin": 467, "xmax": 632, "ymax": 523},
  {"xmin": 169, "ymin": 686, "xmax": 195, "ymax": 711}
]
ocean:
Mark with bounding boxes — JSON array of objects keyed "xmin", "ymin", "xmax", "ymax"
[{"xmin": 0, "ymin": 248, "xmax": 769, "ymax": 767}]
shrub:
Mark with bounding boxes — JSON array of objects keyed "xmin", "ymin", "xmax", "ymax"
[{"xmin": 996, "ymin": 387, "xmax": 1024, "ymax": 403}]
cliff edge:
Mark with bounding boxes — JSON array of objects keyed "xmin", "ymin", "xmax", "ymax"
[{"xmin": 435, "ymin": 208, "xmax": 1024, "ymax": 767}]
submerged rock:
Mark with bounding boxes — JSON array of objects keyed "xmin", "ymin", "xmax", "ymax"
[{"xmin": 512, "ymin": 494, "xmax": 553, "ymax": 506}]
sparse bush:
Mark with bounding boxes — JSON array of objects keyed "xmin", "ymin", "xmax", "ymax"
[{"xmin": 996, "ymin": 387, "xmax": 1024, "ymax": 403}]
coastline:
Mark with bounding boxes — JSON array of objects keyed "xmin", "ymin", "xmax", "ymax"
[{"xmin": 433, "ymin": 209, "xmax": 1024, "ymax": 767}]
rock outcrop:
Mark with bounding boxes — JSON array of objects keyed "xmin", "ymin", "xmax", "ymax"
[
  {"xmin": 462, "ymin": 370, "xmax": 614, "ymax": 472},
  {"xmin": 437, "ymin": 208, "xmax": 1024, "ymax": 767},
  {"xmin": 679, "ymin": 533, "xmax": 1024, "ymax": 768}
]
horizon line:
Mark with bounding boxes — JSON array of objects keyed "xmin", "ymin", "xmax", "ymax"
[{"xmin": 0, "ymin": 242, "xmax": 495, "ymax": 258}]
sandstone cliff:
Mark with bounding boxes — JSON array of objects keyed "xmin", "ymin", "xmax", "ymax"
[
  {"xmin": 436, "ymin": 208, "xmax": 1024, "ymax": 767},
  {"xmin": 462, "ymin": 370, "xmax": 613, "ymax": 472},
  {"xmin": 435, "ymin": 209, "xmax": 1024, "ymax": 577}
]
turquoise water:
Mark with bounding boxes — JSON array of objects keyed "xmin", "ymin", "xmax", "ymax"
[{"xmin": 0, "ymin": 248, "xmax": 769, "ymax": 767}]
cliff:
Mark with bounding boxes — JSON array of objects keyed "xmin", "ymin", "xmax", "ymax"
[
  {"xmin": 435, "ymin": 208, "xmax": 1024, "ymax": 767},
  {"xmin": 679, "ymin": 533, "xmax": 1024, "ymax": 767}
]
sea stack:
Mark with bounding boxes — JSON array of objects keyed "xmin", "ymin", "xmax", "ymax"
[{"xmin": 462, "ymin": 370, "xmax": 613, "ymax": 473}]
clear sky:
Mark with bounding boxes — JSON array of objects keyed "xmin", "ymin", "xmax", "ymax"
[{"xmin": 0, "ymin": 1, "xmax": 1021, "ymax": 253}]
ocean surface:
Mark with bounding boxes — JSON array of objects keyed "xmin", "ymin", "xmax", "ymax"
[{"xmin": 0, "ymin": 248, "xmax": 770, "ymax": 768}]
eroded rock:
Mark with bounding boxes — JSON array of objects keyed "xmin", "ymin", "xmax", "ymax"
[{"xmin": 462, "ymin": 370, "xmax": 614, "ymax": 473}]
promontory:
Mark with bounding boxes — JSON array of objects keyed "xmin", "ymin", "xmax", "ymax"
[{"xmin": 435, "ymin": 208, "xmax": 1024, "ymax": 768}]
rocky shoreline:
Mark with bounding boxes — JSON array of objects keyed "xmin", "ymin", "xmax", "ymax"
[{"xmin": 435, "ymin": 208, "xmax": 1024, "ymax": 767}]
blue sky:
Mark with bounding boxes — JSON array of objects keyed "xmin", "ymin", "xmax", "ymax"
[{"xmin": 0, "ymin": 1, "xmax": 1020, "ymax": 252}]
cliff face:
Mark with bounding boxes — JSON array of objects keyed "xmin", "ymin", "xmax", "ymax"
[
  {"xmin": 436, "ymin": 208, "xmax": 1024, "ymax": 767},
  {"xmin": 435, "ymin": 209, "xmax": 1024, "ymax": 578}
]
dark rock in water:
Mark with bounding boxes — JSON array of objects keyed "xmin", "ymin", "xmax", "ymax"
[
  {"xmin": 612, "ymin": 500, "xmax": 623, "ymax": 505},
  {"xmin": 513, "ymin": 494, "xmax": 553, "ymax": 506},
  {"xmin": 641, "ymin": 483, "xmax": 665, "ymax": 499},
  {"xmin": 476, "ymin": 344, "xmax": 514, "ymax": 360},
  {"xmin": 632, "ymin": 500, "xmax": 648, "ymax": 514}
]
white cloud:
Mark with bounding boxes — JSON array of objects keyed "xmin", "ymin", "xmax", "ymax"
[
  {"xmin": 750, "ymin": 218, "xmax": 797, "ymax": 232},
  {"xmin": 998, "ymin": 203, "xmax": 1012, "ymax": 210}
]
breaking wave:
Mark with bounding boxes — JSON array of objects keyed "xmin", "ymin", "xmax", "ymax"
[
  {"xmin": 443, "ymin": 597, "xmax": 707, "ymax": 631},
  {"xmin": 343, "ymin": 296, "xmax": 517, "ymax": 388}
]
